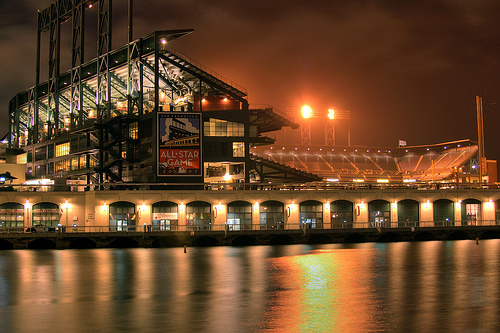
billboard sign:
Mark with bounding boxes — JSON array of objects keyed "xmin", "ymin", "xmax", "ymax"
[{"xmin": 158, "ymin": 112, "xmax": 201, "ymax": 176}]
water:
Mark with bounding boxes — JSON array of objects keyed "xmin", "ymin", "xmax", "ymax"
[{"xmin": 1, "ymin": 240, "xmax": 499, "ymax": 332}]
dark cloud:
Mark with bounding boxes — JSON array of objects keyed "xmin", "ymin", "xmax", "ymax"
[{"xmin": 1, "ymin": 0, "xmax": 500, "ymax": 161}]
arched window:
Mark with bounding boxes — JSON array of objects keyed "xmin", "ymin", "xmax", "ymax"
[
  {"xmin": 299, "ymin": 200, "xmax": 323, "ymax": 229},
  {"xmin": 433, "ymin": 199, "xmax": 454, "ymax": 226},
  {"xmin": 186, "ymin": 201, "xmax": 211, "ymax": 230},
  {"xmin": 152, "ymin": 201, "xmax": 178, "ymax": 231},
  {"xmin": 227, "ymin": 201, "xmax": 252, "ymax": 230},
  {"xmin": 0, "ymin": 202, "xmax": 24, "ymax": 228},
  {"xmin": 397, "ymin": 199, "xmax": 419, "ymax": 227},
  {"xmin": 109, "ymin": 201, "xmax": 136, "ymax": 231},
  {"xmin": 260, "ymin": 200, "xmax": 284, "ymax": 230},
  {"xmin": 461, "ymin": 199, "xmax": 481, "ymax": 226},
  {"xmin": 330, "ymin": 200, "xmax": 353, "ymax": 229},
  {"xmin": 368, "ymin": 200, "xmax": 390, "ymax": 227},
  {"xmin": 32, "ymin": 202, "xmax": 59, "ymax": 228}
]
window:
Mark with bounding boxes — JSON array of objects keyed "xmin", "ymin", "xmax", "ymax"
[
  {"xmin": 129, "ymin": 122, "xmax": 138, "ymax": 140},
  {"xmin": 152, "ymin": 201, "xmax": 178, "ymax": 231},
  {"xmin": 204, "ymin": 118, "xmax": 244, "ymax": 137},
  {"xmin": 434, "ymin": 199, "xmax": 454, "ymax": 226},
  {"xmin": 79, "ymin": 155, "xmax": 87, "ymax": 169},
  {"xmin": 109, "ymin": 201, "xmax": 136, "ymax": 231},
  {"xmin": 32, "ymin": 202, "xmax": 59, "ymax": 227},
  {"xmin": 186, "ymin": 201, "xmax": 211, "ymax": 230},
  {"xmin": 35, "ymin": 146, "xmax": 47, "ymax": 161},
  {"xmin": 227, "ymin": 201, "xmax": 252, "ymax": 230},
  {"xmin": 397, "ymin": 199, "xmax": 419, "ymax": 227},
  {"xmin": 48, "ymin": 144, "xmax": 54, "ymax": 158},
  {"xmin": 55, "ymin": 159, "xmax": 70, "ymax": 172},
  {"xmin": 71, "ymin": 157, "xmax": 79, "ymax": 170},
  {"xmin": 260, "ymin": 201, "xmax": 284, "ymax": 230},
  {"xmin": 0, "ymin": 203, "xmax": 24, "ymax": 228},
  {"xmin": 331, "ymin": 200, "xmax": 353, "ymax": 228},
  {"xmin": 56, "ymin": 142, "xmax": 70, "ymax": 157},
  {"xmin": 300, "ymin": 200, "xmax": 323, "ymax": 229},
  {"xmin": 233, "ymin": 142, "xmax": 245, "ymax": 157}
]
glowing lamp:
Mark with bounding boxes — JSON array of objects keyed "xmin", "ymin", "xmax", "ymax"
[
  {"xmin": 328, "ymin": 109, "xmax": 335, "ymax": 119},
  {"xmin": 301, "ymin": 105, "xmax": 313, "ymax": 118}
]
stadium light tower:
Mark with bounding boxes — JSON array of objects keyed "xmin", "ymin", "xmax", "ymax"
[
  {"xmin": 301, "ymin": 105, "xmax": 312, "ymax": 145},
  {"xmin": 326, "ymin": 109, "xmax": 351, "ymax": 146}
]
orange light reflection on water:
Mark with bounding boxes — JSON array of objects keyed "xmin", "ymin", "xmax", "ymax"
[{"xmin": 260, "ymin": 246, "xmax": 384, "ymax": 332}]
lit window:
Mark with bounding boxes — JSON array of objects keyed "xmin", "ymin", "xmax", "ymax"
[
  {"xmin": 55, "ymin": 142, "xmax": 70, "ymax": 157},
  {"xmin": 129, "ymin": 122, "xmax": 138, "ymax": 140},
  {"xmin": 233, "ymin": 142, "xmax": 245, "ymax": 157}
]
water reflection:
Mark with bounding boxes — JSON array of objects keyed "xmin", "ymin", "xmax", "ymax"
[{"xmin": 0, "ymin": 240, "xmax": 500, "ymax": 332}]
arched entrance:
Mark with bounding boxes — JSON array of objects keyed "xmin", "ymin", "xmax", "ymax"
[
  {"xmin": 461, "ymin": 199, "xmax": 481, "ymax": 226},
  {"xmin": 330, "ymin": 200, "xmax": 353, "ymax": 229},
  {"xmin": 152, "ymin": 201, "xmax": 178, "ymax": 230},
  {"xmin": 260, "ymin": 200, "xmax": 284, "ymax": 230},
  {"xmin": 186, "ymin": 201, "xmax": 212, "ymax": 230},
  {"xmin": 227, "ymin": 201, "xmax": 252, "ymax": 230},
  {"xmin": 0, "ymin": 202, "xmax": 24, "ymax": 229},
  {"xmin": 299, "ymin": 200, "xmax": 323, "ymax": 229},
  {"xmin": 109, "ymin": 201, "xmax": 136, "ymax": 231},
  {"xmin": 397, "ymin": 199, "xmax": 419, "ymax": 227},
  {"xmin": 32, "ymin": 202, "xmax": 59, "ymax": 230},
  {"xmin": 368, "ymin": 200, "xmax": 390, "ymax": 227},
  {"xmin": 433, "ymin": 199, "xmax": 454, "ymax": 226}
]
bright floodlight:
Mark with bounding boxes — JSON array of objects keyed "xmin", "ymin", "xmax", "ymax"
[
  {"xmin": 301, "ymin": 105, "xmax": 313, "ymax": 118},
  {"xmin": 328, "ymin": 109, "xmax": 335, "ymax": 119}
]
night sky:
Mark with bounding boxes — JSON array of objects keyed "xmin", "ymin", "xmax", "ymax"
[{"xmin": 1, "ymin": 1, "xmax": 500, "ymax": 161}]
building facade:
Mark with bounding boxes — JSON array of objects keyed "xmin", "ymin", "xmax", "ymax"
[{"xmin": 1, "ymin": 188, "xmax": 499, "ymax": 231}]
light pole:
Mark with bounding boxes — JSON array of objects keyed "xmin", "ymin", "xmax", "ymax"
[
  {"xmin": 327, "ymin": 109, "xmax": 351, "ymax": 146},
  {"xmin": 301, "ymin": 105, "xmax": 312, "ymax": 145},
  {"xmin": 476, "ymin": 96, "xmax": 486, "ymax": 184}
]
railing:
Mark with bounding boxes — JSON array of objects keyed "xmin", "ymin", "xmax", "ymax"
[
  {"xmin": 1, "ymin": 220, "xmax": 500, "ymax": 234},
  {"xmin": 6, "ymin": 180, "xmax": 499, "ymax": 192}
]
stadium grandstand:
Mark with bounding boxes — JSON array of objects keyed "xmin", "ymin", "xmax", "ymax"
[{"xmin": 251, "ymin": 139, "xmax": 496, "ymax": 185}]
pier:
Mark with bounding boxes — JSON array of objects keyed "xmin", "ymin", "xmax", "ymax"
[{"xmin": 1, "ymin": 224, "xmax": 500, "ymax": 249}]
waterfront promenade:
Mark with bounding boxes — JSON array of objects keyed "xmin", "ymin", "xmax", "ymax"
[
  {"xmin": 1, "ymin": 223, "xmax": 500, "ymax": 249},
  {"xmin": 1, "ymin": 183, "xmax": 500, "ymax": 249}
]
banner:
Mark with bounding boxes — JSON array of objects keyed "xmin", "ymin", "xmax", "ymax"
[{"xmin": 158, "ymin": 112, "xmax": 202, "ymax": 176}]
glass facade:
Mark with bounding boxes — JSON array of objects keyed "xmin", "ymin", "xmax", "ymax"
[
  {"xmin": 0, "ymin": 203, "xmax": 24, "ymax": 228},
  {"xmin": 299, "ymin": 200, "xmax": 323, "ymax": 229},
  {"xmin": 204, "ymin": 118, "xmax": 244, "ymax": 137},
  {"xmin": 32, "ymin": 202, "xmax": 59, "ymax": 227},
  {"xmin": 186, "ymin": 201, "xmax": 212, "ymax": 230},
  {"xmin": 152, "ymin": 201, "xmax": 178, "ymax": 231},
  {"xmin": 259, "ymin": 201, "xmax": 284, "ymax": 230},
  {"xmin": 330, "ymin": 200, "xmax": 353, "ymax": 228},
  {"xmin": 461, "ymin": 199, "xmax": 481, "ymax": 226},
  {"xmin": 227, "ymin": 201, "xmax": 252, "ymax": 230},
  {"xmin": 433, "ymin": 199, "xmax": 454, "ymax": 226},
  {"xmin": 369, "ymin": 200, "xmax": 390, "ymax": 227},
  {"xmin": 109, "ymin": 202, "xmax": 136, "ymax": 231},
  {"xmin": 397, "ymin": 199, "xmax": 419, "ymax": 227}
]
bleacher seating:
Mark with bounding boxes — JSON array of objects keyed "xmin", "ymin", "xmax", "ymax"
[{"xmin": 251, "ymin": 141, "xmax": 478, "ymax": 182}]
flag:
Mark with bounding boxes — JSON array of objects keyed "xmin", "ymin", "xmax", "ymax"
[{"xmin": 399, "ymin": 140, "xmax": 407, "ymax": 147}]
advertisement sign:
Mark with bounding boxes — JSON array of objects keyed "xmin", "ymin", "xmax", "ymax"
[
  {"xmin": 153, "ymin": 213, "xmax": 178, "ymax": 220},
  {"xmin": 158, "ymin": 112, "xmax": 201, "ymax": 176}
]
